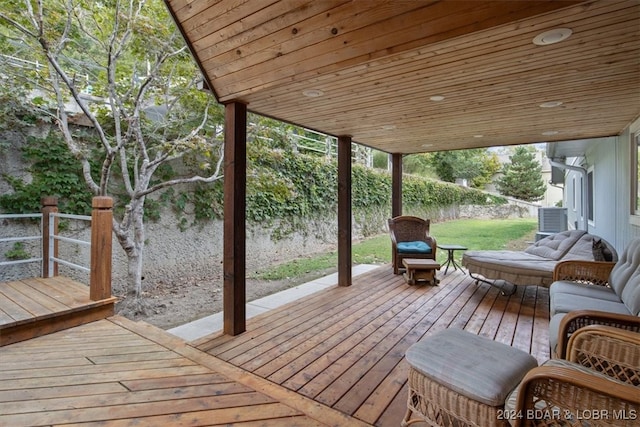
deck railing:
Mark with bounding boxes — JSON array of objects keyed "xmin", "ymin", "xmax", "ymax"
[
  {"xmin": 1, "ymin": 196, "xmax": 113, "ymax": 301},
  {"xmin": 47, "ymin": 213, "xmax": 92, "ymax": 276},
  {"xmin": 0, "ymin": 213, "xmax": 43, "ymax": 267}
]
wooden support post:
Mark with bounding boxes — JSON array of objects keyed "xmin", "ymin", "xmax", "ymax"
[
  {"xmin": 391, "ymin": 153, "xmax": 402, "ymax": 218},
  {"xmin": 337, "ymin": 135, "xmax": 352, "ymax": 287},
  {"xmin": 90, "ymin": 197, "xmax": 113, "ymax": 301},
  {"xmin": 223, "ymin": 102, "xmax": 247, "ymax": 335},
  {"xmin": 41, "ymin": 196, "xmax": 58, "ymax": 278}
]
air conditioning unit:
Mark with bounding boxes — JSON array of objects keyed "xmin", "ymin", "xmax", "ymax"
[{"xmin": 538, "ymin": 207, "xmax": 568, "ymax": 233}]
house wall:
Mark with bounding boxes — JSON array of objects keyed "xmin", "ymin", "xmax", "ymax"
[
  {"xmin": 564, "ymin": 157, "xmax": 585, "ymax": 232},
  {"xmin": 584, "ymin": 137, "xmax": 618, "ymax": 244},
  {"xmin": 563, "ymin": 118, "xmax": 640, "ymax": 253},
  {"xmin": 615, "ymin": 118, "xmax": 640, "ymax": 247}
]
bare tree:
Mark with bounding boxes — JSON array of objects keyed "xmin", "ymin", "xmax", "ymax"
[{"xmin": 0, "ymin": 0, "xmax": 224, "ymax": 313}]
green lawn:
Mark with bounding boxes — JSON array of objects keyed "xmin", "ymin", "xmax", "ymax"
[{"xmin": 254, "ymin": 217, "xmax": 538, "ymax": 280}]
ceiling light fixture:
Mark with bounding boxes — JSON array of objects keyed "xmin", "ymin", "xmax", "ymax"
[
  {"xmin": 302, "ymin": 89, "xmax": 324, "ymax": 97},
  {"xmin": 542, "ymin": 130, "xmax": 559, "ymax": 136},
  {"xmin": 421, "ymin": 143, "xmax": 434, "ymax": 148},
  {"xmin": 382, "ymin": 124, "xmax": 396, "ymax": 130},
  {"xmin": 473, "ymin": 134, "xmax": 484, "ymax": 138},
  {"xmin": 533, "ymin": 28, "xmax": 572, "ymax": 46},
  {"xmin": 539, "ymin": 101, "xmax": 563, "ymax": 108},
  {"xmin": 429, "ymin": 95, "xmax": 445, "ymax": 101}
]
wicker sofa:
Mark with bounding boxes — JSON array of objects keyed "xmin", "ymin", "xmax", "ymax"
[
  {"xmin": 462, "ymin": 230, "xmax": 618, "ymax": 291},
  {"xmin": 548, "ymin": 237, "xmax": 640, "ymax": 358}
]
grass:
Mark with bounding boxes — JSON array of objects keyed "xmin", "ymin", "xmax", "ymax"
[{"xmin": 253, "ymin": 217, "xmax": 538, "ymax": 280}]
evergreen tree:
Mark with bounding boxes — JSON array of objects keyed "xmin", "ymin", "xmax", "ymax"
[{"xmin": 496, "ymin": 146, "xmax": 546, "ymax": 201}]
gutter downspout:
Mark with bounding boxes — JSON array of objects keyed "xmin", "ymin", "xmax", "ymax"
[{"xmin": 548, "ymin": 158, "xmax": 588, "ymax": 232}]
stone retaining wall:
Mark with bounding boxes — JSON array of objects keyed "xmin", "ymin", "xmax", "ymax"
[{"xmin": 1, "ymin": 200, "xmax": 537, "ymax": 286}]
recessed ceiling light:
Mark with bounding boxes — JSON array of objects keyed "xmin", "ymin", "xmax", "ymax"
[
  {"xmin": 421, "ymin": 143, "xmax": 434, "ymax": 148},
  {"xmin": 539, "ymin": 101, "xmax": 563, "ymax": 108},
  {"xmin": 533, "ymin": 28, "xmax": 572, "ymax": 46},
  {"xmin": 473, "ymin": 134, "xmax": 484, "ymax": 138},
  {"xmin": 302, "ymin": 89, "xmax": 324, "ymax": 97},
  {"xmin": 542, "ymin": 130, "xmax": 559, "ymax": 136},
  {"xmin": 382, "ymin": 124, "xmax": 396, "ymax": 130},
  {"xmin": 429, "ymin": 95, "xmax": 445, "ymax": 102}
]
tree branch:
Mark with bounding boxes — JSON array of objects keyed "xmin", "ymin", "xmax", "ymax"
[{"xmin": 136, "ymin": 144, "xmax": 225, "ymax": 198}]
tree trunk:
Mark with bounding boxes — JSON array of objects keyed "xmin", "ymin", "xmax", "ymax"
[
  {"xmin": 114, "ymin": 196, "xmax": 148, "ymax": 316},
  {"xmin": 131, "ymin": 200, "xmax": 145, "ymax": 298}
]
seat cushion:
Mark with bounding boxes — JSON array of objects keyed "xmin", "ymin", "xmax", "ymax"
[
  {"xmin": 561, "ymin": 233, "xmax": 616, "ymax": 262},
  {"xmin": 405, "ymin": 329, "xmax": 538, "ymax": 407},
  {"xmin": 548, "ymin": 313, "xmax": 565, "ymax": 355},
  {"xmin": 550, "ymin": 292, "xmax": 630, "ymax": 316},
  {"xmin": 397, "ymin": 241, "xmax": 432, "ymax": 254},
  {"xmin": 524, "ymin": 230, "xmax": 586, "ymax": 261},
  {"xmin": 620, "ymin": 283, "xmax": 640, "ymax": 315},
  {"xmin": 549, "ymin": 281, "xmax": 621, "ymax": 302},
  {"xmin": 609, "ymin": 238, "xmax": 640, "ymax": 297}
]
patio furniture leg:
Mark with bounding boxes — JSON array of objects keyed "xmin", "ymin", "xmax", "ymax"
[
  {"xmin": 437, "ymin": 244, "xmax": 467, "ymax": 275},
  {"xmin": 469, "ymin": 272, "xmax": 517, "ymax": 296}
]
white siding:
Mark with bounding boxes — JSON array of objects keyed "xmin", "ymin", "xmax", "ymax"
[
  {"xmin": 561, "ymin": 119, "xmax": 640, "ymax": 255},
  {"xmin": 584, "ymin": 137, "xmax": 617, "ymax": 246},
  {"xmin": 616, "ymin": 119, "xmax": 640, "ymax": 248}
]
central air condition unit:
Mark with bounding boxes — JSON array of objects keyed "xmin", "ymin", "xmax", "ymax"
[{"xmin": 537, "ymin": 207, "xmax": 568, "ymax": 237}]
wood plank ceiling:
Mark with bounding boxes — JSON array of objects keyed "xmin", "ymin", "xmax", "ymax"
[{"xmin": 165, "ymin": 0, "xmax": 640, "ymax": 154}]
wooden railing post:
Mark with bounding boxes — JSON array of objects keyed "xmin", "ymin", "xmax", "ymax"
[
  {"xmin": 90, "ymin": 196, "xmax": 113, "ymax": 301},
  {"xmin": 41, "ymin": 196, "xmax": 58, "ymax": 278}
]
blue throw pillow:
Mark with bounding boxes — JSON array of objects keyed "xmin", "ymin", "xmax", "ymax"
[{"xmin": 397, "ymin": 241, "xmax": 432, "ymax": 254}]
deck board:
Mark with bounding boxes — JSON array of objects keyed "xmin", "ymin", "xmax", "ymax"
[
  {"xmin": 0, "ymin": 266, "xmax": 550, "ymax": 425},
  {"xmin": 0, "ymin": 316, "xmax": 366, "ymax": 426},
  {"xmin": 195, "ymin": 265, "xmax": 550, "ymax": 426},
  {"xmin": 0, "ymin": 276, "xmax": 117, "ymax": 346}
]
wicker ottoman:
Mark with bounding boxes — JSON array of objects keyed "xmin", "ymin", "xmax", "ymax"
[{"xmin": 403, "ymin": 329, "xmax": 538, "ymax": 427}]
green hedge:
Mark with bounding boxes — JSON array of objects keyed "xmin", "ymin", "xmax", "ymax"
[
  {"xmin": 2, "ymin": 125, "xmax": 506, "ymax": 235},
  {"xmin": 188, "ymin": 147, "xmax": 506, "ymax": 234}
]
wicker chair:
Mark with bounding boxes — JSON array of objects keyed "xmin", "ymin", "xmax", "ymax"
[
  {"xmin": 388, "ymin": 216, "xmax": 437, "ymax": 274},
  {"xmin": 555, "ymin": 310, "xmax": 640, "ymax": 360},
  {"xmin": 403, "ymin": 325, "xmax": 640, "ymax": 427},
  {"xmin": 513, "ymin": 325, "xmax": 640, "ymax": 427}
]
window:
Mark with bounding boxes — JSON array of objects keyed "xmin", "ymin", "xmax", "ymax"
[
  {"xmin": 579, "ymin": 176, "xmax": 584, "ymax": 220},
  {"xmin": 587, "ymin": 167, "xmax": 594, "ymax": 223},
  {"xmin": 634, "ymin": 133, "xmax": 640, "ymax": 215},
  {"xmin": 572, "ymin": 176, "xmax": 577, "ymax": 211}
]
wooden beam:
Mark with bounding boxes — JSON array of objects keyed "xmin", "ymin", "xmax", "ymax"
[
  {"xmin": 223, "ymin": 102, "xmax": 247, "ymax": 335},
  {"xmin": 391, "ymin": 153, "xmax": 402, "ymax": 218},
  {"xmin": 337, "ymin": 136, "xmax": 352, "ymax": 287}
]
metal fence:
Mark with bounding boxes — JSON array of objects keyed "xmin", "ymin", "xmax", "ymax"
[
  {"xmin": 0, "ymin": 211, "xmax": 92, "ymax": 278},
  {"xmin": 0, "ymin": 213, "xmax": 43, "ymax": 268}
]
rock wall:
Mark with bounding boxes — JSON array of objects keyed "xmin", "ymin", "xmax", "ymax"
[{"xmin": 1, "ymin": 200, "xmax": 537, "ymax": 287}]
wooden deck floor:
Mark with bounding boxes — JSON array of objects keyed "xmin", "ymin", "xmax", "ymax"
[
  {"xmin": 194, "ymin": 266, "xmax": 551, "ymax": 427},
  {"xmin": 0, "ymin": 276, "xmax": 117, "ymax": 346},
  {"xmin": 0, "ymin": 267, "xmax": 550, "ymax": 426},
  {"xmin": 0, "ymin": 316, "xmax": 366, "ymax": 426}
]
